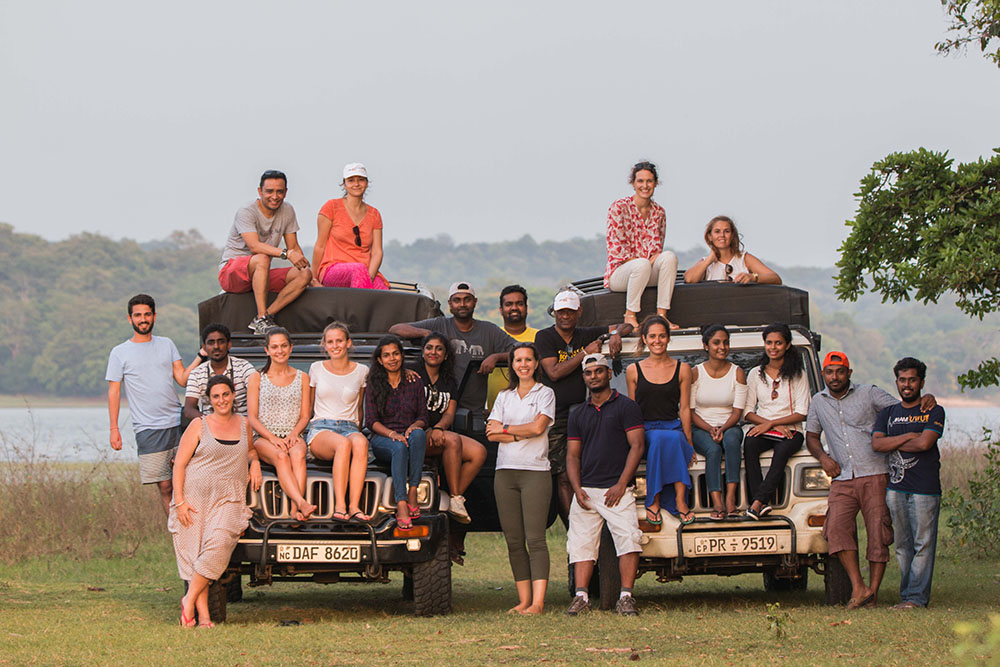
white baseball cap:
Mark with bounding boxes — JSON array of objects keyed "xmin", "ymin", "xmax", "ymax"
[
  {"xmin": 552, "ymin": 290, "xmax": 581, "ymax": 311},
  {"xmin": 448, "ymin": 281, "xmax": 476, "ymax": 298},
  {"xmin": 343, "ymin": 163, "xmax": 368, "ymax": 180},
  {"xmin": 582, "ymin": 353, "xmax": 610, "ymax": 370}
]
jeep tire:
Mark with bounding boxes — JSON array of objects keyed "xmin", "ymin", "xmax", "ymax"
[
  {"xmin": 763, "ymin": 565, "xmax": 808, "ymax": 592},
  {"xmin": 411, "ymin": 525, "xmax": 452, "ymax": 616},
  {"xmin": 208, "ymin": 579, "xmax": 227, "ymax": 623},
  {"xmin": 597, "ymin": 525, "xmax": 620, "ymax": 610},
  {"xmin": 823, "ymin": 555, "xmax": 852, "ymax": 606}
]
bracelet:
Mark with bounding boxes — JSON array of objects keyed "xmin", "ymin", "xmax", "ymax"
[
  {"xmin": 110, "ymin": 427, "xmax": 119, "ymax": 431},
  {"xmin": 175, "ymin": 500, "xmax": 186, "ymax": 508}
]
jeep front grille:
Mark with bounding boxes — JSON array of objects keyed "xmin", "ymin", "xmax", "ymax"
[{"xmin": 255, "ymin": 478, "xmax": 379, "ymax": 520}]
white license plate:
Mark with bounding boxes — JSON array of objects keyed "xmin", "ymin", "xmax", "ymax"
[
  {"xmin": 693, "ymin": 534, "xmax": 778, "ymax": 556},
  {"xmin": 276, "ymin": 543, "xmax": 361, "ymax": 562}
]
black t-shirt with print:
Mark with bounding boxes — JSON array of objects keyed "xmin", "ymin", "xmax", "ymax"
[
  {"xmin": 873, "ymin": 403, "xmax": 946, "ymax": 496},
  {"xmin": 411, "ymin": 363, "xmax": 457, "ymax": 428},
  {"xmin": 535, "ymin": 325, "xmax": 608, "ymax": 418}
]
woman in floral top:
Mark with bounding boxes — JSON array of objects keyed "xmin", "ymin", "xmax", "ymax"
[{"xmin": 604, "ymin": 161, "xmax": 679, "ymax": 330}]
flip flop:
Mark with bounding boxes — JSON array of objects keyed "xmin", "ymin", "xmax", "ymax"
[
  {"xmin": 645, "ymin": 507, "xmax": 663, "ymax": 525},
  {"xmin": 407, "ymin": 503, "xmax": 422, "ymax": 519},
  {"xmin": 727, "ymin": 510, "xmax": 742, "ymax": 519},
  {"xmin": 180, "ymin": 599, "xmax": 196, "ymax": 628},
  {"xmin": 679, "ymin": 511, "xmax": 695, "ymax": 525},
  {"xmin": 348, "ymin": 511, "xmax": 370, "ymax": 523},
  {"xmin": 332, "ymin": 511, "xmax": 349, "ymax": 521},
  {"xmin": 846, "ymin": 592, "xmax": 875, "ymax": 610},
  {"xmin": 709, "ymin": 510, "xmax": 725, "ymax": 521},
  {"xmin": 397, "ymin": 514, "xmax": 413, "ymax": 530}
]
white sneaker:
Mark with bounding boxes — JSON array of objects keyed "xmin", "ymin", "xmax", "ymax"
[{"xmin": 448, "ymin": 494, "xmax": 471, "ymax": 524}]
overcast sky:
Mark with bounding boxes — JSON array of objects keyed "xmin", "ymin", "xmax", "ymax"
[{"xmin": 2, "ymin": 1, "xmax": 998, "ymax": 267}]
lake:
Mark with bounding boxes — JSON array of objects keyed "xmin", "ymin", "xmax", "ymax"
[{"xmin": 1, "ymin": 403, "xmax": 998, "ymax": 462}]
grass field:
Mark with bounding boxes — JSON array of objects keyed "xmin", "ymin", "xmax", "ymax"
[{"xmin": 1, "ymin": 521, "xmax": 999, "ymax": 666}]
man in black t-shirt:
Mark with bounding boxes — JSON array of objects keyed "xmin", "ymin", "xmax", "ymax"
[
  {"xmin": 872, "ymin": 357, "xmax": 946, "ymax": 609},
  {"xmin": 535, "ymin": 289, "xmax": 632, "ymax": 525}
]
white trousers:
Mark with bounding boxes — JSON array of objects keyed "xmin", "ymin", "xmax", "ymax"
[{"xmin": 608, "ymin": 251, "xmax": 678, "ymax": 313}]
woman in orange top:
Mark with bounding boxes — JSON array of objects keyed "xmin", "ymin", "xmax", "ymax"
[{"xmin": 311, "ymin": 163, "xmax": 389, "ymax": 290}]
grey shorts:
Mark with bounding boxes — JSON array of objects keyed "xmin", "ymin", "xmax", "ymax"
[{"xmin": 135, "ymin": 426, "xmax": 181, "ymax": 484}]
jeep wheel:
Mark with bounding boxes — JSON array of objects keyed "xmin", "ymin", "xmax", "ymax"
[
  {"xmin": 207, "ymin": 579, "xmax": 227, "ymax": 623},
  {"xmin": 763, "ymin": 566, "xmax": 808, "ymax": 592},
  {"xmin": 411, "ymin": 528, "xmax": 452, "ymax": 616},
  {"xmin": 823, "ymin": 555, "xmax": 851, "ymax": 606},
  {"xmin": 402, "ymin": 572, "xmax": 414, "ymax": 601},
  {"xmin": 226, "ymin": 575, "xmax": 244, "ymax": 602},
  {"xmin": 567, "ymin": 556, "xmax": 602, "ymax": 599},
  {"xmin": 597, "ymin": 525, "xmax": 620, "ymax": 610}
]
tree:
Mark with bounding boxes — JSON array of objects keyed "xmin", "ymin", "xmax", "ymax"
[{"xmin": 936, "ymin": 0, "xmax": 1000, "ymax": 67}]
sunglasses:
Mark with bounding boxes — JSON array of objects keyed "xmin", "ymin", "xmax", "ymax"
[
  {"xmin": 770, "ymin": 378, "xmax": 781, "ymax": 401},
  {"xmin": 724, "ymin": 264, "xmax": 734, "ymax": 282},
  {"xmin": 352, "ymin": 225, "xmax": 362, "ymax": 247}
]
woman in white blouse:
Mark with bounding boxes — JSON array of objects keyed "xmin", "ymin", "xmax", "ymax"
[
  {"xmin": 683, "ymin": 216, "xmax": 781, "ymax": 285},
  {"xmin": 486, "ymin": 342, "xmax": 556, "ymax": 615},
  {"xmin": 742, "ymin": 323, "xmax": 810, "ymax": 520},
  {"xmin": 690, "ymin": 325, "xmax": 747, "ymax": 519}
]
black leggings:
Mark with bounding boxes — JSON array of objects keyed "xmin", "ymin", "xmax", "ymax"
[{"xmin": 743, "ymin": 432, "xmax": 804, "ymax": 505}]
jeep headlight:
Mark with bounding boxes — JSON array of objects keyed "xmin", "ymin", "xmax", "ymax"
[
  {"xmin": 634, "ymin": 477, "xmax": 647, "ymax": 498},
  {"xmin": 802, "ymin": 467, "xmax": 831, "ymax": 491},
  {"xmin": 416, "ymin": 479, "xmax": 432, "ymax": 506}
]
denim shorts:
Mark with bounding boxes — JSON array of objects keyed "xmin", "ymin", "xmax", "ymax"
[{"xmin": 306, "ymin": 419, "xmax": 361, "ymax": 444}]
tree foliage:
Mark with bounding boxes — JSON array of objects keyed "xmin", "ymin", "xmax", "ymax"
[{"xmin": 936, "ymin": 0, "xmax": 1000, "ymax": 67}]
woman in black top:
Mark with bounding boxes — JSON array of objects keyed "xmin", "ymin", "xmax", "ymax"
[
  {"xmin": 625, "ymin": 315, "xmax": 695, "ymax": 525},
  {"xmin": 413, "ymin": 333, "xmax": 487, "ymax": 526}
]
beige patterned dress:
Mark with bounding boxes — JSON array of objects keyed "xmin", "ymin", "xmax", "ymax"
[{"xmin": 168, "ymin": 417, "xmax": 253, "ymax": 581}]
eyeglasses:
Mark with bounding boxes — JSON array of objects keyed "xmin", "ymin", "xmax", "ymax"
[
  {"xmin": 771, "ymin": 378, "xmax": 781, "ymax": 401},
  {"xmin": 352, "ymin": 225, "xmax": 362, "ymax": 247}
]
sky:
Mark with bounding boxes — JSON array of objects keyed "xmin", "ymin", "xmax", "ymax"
[{"xmin": 1, "ymin": 1, "xmax": 998, "ymax": 267}]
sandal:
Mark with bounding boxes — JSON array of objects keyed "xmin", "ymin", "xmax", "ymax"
[
  {"xmin": 397, "ymin": 514, "xmax": 413, "ymax": 530},
  {"xmin": 332, "ymin": 511, "xmax": 349, "ymax": 521},
  {"xmin": 645, "ymin": 507, "xmax": 663, "ymax": 525},
  {"xmin": 727, "ymin": 510, "xmax": 742, "ymax": 519},
  {"xmin": 348, "ymin": 511, "xmax": 370, "ymax": 523},
  {"xmin": 679, "ymin": 511, "xmax": 695, "ymax": 525},
  {"xmin": 709, "ymin": 510, "xmax": 725, "ymax": 521},
  {"xmin": 197, "ymin": 621, "xmax": 215, "ymax": 629},
  {"xmin": 180, "ymin": 600, "xmax": 196, "ymax": 628},
  {"xmin": 407, "ymin": 503, "xmax": 421, "ymax": 519}
]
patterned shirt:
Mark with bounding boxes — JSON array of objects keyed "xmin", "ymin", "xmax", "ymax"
[
  {"xmin": 364, "ymin": 376, "xmax": 429, "ymax": 434},
  {"xmin": 603, "ymin": 196, "xmax": 667, "ymax": 287},
  {"xmin": 185, "ymin": 356, "xmax": 257, "ymax": 415},
  {"xmin": 805, "ymin": 383, "xmax": 898, "ymax": 481}
]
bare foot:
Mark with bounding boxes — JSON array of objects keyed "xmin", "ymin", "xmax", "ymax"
[
  {"xmin": 507, "ymin": 603, "xmax": 529, "ymax": 614},
  {"xmin": 298, "ymin": 502, "xmax": 317, "ymax": 520},
  {"xmin": 519, "ymin": 605, "xmax": 544, "ymax": 615}
]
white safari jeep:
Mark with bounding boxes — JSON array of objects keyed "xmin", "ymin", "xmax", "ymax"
[{"xmin": 569, "ymin": 278, "xmax": 851, "ymax": 608}]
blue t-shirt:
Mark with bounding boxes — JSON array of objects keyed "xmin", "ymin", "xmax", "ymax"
[
  {"xmin": 873, "ymin": 403, "xmax": 945, "ymax": 496},
  {"xmin": 567, "ymin": 390, "xmax": 645, "ymax": 488},
  {"xmin": 106, "ymin": 336, "xmax": 182, "ymax": 431}
]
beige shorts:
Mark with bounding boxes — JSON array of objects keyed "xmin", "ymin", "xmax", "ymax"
[
  {"xmin": 138, "ymin": 446, "xmax": 177, "ymax": 484},
  {"xmin": 567, "ymin": 486, "xmax": 642, "ymax": 563}
]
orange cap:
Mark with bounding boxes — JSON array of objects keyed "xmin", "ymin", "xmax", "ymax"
[{"xmin": 823, "ymin": 351, "xmax": 850, "ymax": 369}]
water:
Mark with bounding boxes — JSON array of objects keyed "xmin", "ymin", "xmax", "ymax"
[{"xmin": 1, "ymin": 404, "xmax": 998, "ymax": 462}]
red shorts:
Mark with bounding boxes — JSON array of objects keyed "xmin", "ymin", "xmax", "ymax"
[{"xmin": 218, "ymin": 255, "xmax": 291, "ymax": 294}]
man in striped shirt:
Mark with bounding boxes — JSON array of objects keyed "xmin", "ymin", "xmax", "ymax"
[{"xmin": 183, "ymin": 324, "xmax": 256, "ymax": 420}]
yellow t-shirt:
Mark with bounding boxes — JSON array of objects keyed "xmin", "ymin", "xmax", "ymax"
[{"xmin": 486, "ymin": 327, "xmax": 539, "ymax": 410}]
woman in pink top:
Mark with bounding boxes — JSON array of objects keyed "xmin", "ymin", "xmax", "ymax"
[
  {"xmin": 604, "ymin": 161, "xmax": 679, "ymax": 330},
  {"xmin": 311, "ymin": 163, "xmax": 389, "ymax": 290}
]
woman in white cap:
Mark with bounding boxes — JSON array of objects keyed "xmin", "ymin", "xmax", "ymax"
[
  {"xmin": 604, "ymin": 160, "xmax": 679, "ymax": 330},
  {"xmin": 683, "ymin": 215, "xmax": 782, "ymax": 285},
  {"xmin": 311, "ymin": 163, "xmax": 389, "ymax": 290}
]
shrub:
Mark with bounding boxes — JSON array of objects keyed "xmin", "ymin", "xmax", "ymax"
[{"xmin": 944, "ymin": 429, "xmax": 1000, "ymax": 557}]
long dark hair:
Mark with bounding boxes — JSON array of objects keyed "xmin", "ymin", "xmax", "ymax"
[
  {"xmin": 421, "ymin": 332, "xmax": 454, "ymax": 383},
  {"xmin": 636, "ymin": 314, "xmax": 671, "ymax": 353},
  {"xmin": 260, "ymin": 327, "xmax": 291, "ymax": 375},
  {"xmin": 368, "ymin": 335, "xmax": 404, "ymax": 417},
  {"xmin": 505, "ymin": 342, "xmax": 543, "ymax": 391},
  {"xmin": 757, "ymin": 323, "xmax": 803, "ymax": 381}
]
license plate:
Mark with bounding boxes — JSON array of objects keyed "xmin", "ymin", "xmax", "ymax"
[
  {"xmin": 693, "ymin": 534, "xmax": 778, "ymax": 556},
  {"xmin": 276, "ymin": 543, "xmax": 361, "ymax": 562}
]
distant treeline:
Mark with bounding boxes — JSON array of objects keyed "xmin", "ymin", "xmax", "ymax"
[{"xmin": 0, "ymin": 224, "xmax": 996, "ymax": 398}]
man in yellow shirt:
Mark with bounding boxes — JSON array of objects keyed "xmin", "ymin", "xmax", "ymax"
[{"xmin": 486, "ymin": 285, "xmax": 538, "ymax": 409}]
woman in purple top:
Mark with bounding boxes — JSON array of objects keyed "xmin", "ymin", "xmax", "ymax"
[{"xmin": 364, "ymin": 335, "xmax": 428, "ymax": 529}]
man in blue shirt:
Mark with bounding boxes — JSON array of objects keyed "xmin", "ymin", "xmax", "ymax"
[{"xmin": 872, "ymin": 357, "xmax": 945, "ymax": 609}]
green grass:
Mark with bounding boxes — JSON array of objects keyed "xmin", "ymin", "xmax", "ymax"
[{"xmin": 1, "ymin": 523, "xmax": 999, "ymax": 665}]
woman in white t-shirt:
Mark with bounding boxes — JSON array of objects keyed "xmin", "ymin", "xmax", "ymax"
[
  {"xmin": 690, "ymin": 325, "xmax": 748, "ymax": 519},
  {"xmin": 742, "ymin": 323, "xmax": 811, "ymax": 520},
  {"xmin": 306, "ymin": 322, "xmax": 370, "ymax": 522},
  {"xmin": 486, "ymin": 342, "xmax": 556, "ymax": 615},
  {"xmin": 683, "ymin": 216, "xmax": 781, "ymax": 285}
]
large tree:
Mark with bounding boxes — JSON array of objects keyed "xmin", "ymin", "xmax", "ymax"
[{"xmin": 936, "ymin": 0, "xmax": 1000, "ymax": 67}]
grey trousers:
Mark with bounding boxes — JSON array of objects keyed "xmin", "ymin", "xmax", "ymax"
[{"xmin": 494, "ymin": 468, "xmax": 552, "ymax": 581}]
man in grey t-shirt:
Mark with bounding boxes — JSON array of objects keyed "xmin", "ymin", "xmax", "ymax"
[
  {"xmin": 106, "ymin": 294, "xmax": 201, "ymax": 515},
  {"xmin": 218, "ymin": 170, "xmax": 312, "ymax": 334},
  {"xmin": 390, "ymin": 281, "xmax": 515, "ymax": 416}
]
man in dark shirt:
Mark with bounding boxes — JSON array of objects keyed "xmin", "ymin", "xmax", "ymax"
[
  {"xmin": 565, "ymin": 354, "xmax": 645, "ymax": 616},
  {"xmin": 872, "ymin": 357, "xmax": 946, "ymax": 609},
  {"xmin": 390, "ymin": 281, "xmax": 515, "ymax": 417},
  {"xmin": 535, "ymin": 289, "xmax": 631, "ymax": 525}
]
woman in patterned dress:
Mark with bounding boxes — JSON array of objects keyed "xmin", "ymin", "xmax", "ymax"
[
  {"xmin": 604, "ymin": 161, "xmax": 679, "ymax": 330},
  {"xmin": 247, "ymin": 327, "xmax": 316, "ymax": 520},
  {"xmin": 171, "ymin": 374, "xmax": 261, "ymax": 628}
]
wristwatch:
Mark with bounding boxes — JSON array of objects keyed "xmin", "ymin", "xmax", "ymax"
[
  {"xmin": 502, "ymin": 424, "xmax": 509, "ymax": 434},
  {"xmin": 279, "ymin": 249, "xmax": 288, "ymax": 260}
]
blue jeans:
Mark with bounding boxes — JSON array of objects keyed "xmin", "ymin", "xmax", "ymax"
[
  {"xmin": 690, "ymin": 427, "xmax": 743, "ymax": 493},
  {"xmin": 886, "ymin": 489, "xmax": 940, "ymax": 607},
  {"xmin": 369, "ymin": 430, "xmax": 427, "ymax": 503}
]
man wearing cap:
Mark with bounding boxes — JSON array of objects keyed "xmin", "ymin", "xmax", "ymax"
[
  {"xmin": 535, "ymin": 290, "xmax": 632, "ymax": 526},
  {"xmin": 565, "ymin": 354, "xmax": 645, "ymax": 616},
  {"xmin": 805, "ymin": 351, "xmax": 936, "ymax": 609},
  {"xmin": 218, "ymin": 170, "xmax": 312, "ymax": 335},
  {"xmin": 390, "ymin": 281, "xmax": 516, "ymax": 416},
  {"xmin": 487, "ymin": 285, "xmax": 539, "ymax": 410}
]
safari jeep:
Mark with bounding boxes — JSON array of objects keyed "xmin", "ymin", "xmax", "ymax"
[
  {"xmin": 566, "ymin": 277, "xmax": 851, "ymax": 608},
  {"xmin": 196, "ymin": 283, "xmax": 453, "ymax": 621}
]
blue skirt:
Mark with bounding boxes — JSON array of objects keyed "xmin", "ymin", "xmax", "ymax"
[{"xmin": 644, "ymin": 419, "xmax": 694, "ymax": 514}]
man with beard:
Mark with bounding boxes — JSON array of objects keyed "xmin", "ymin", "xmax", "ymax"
[
  {"xmin": 106, "ymin": 294, "xmax": 201, "ymax": 514},
  {"xmin": 805, "ymin": 351, "xmax": 935, "ymax": 609},
  {"xmin": 182, "ymin": 323, "xmax": 256, "ymax": 421},
  {"xmin": 390, "ymin": 281, "xmax": 515, "ymax": 417},
  {"xmin": 218, "ymin": 170, "xmax": 312, "ymax": 335},
  {"xmin": 487, "ymin": 285, "xmax": 539, "ymax": 409},
  {"xmin": 872, "ymin": 358, "xmax": 946, "ymax": 609}
]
